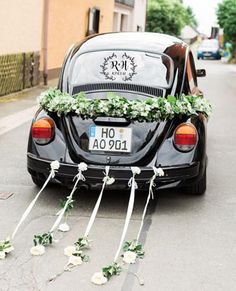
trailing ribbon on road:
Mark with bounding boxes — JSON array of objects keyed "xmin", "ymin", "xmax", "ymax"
[
  {"xmin": 63, "ymin": 166, "xmax": 115, "ymax": 270},
  {"xmin": 91, "ymin": 167, "xmax": 140, "ymax": 285},
  {"xmin": 50, "ymin": 163, "xmax": 87, "ymax": 233},
  {"xmin": 136, "ymin": 166, "xmax": 164, "ymax": 242},
  {"xmin": 113, "ymin": 167, "xmax": 140, "ymax": 263},
  {"xmin": 84, "ymin": 166, "xmax": 114, "ymax": 237},
  {"xmin": 119, "ymin": 166, "xmax": 164, "ymax": 274},
  {"xmin": 11, "ymin": 160, "xmax": 60, "ymax": 240},
  {"xmin": 30, "ymin": 162, "xmax": 87, "ymax": 256},
  {"xmin": 48, "ymin": 166, "xmax": 115, "ymax": 281}
]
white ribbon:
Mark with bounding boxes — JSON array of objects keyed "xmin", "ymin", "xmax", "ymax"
[
  {"xmin": 11, "ymin": 161, "xmax": 59, "ymax": 240},
  {"xmin": 50, "ymin": 165, "xmax": 86, "ymax": 233},
  {"xmin": 136, "ymin": 166, "xmax": 164, "ymax": 243},
  {"xmin": 84, "ymin": 166, "xmax": 111, "ymax": 237},
  {"xmin": 113, "ymin": 169, "xmax": 139, "ymax": 263}
]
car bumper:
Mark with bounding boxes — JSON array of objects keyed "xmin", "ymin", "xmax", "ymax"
[{"xmin": 27, "ymin": 153, "xmax": 200, "ymax": 190}]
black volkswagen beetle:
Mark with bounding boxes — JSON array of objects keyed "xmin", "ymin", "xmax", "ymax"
[{"xmin": 27, "ymin": 32, "xmax": 208, "ymax": 195}]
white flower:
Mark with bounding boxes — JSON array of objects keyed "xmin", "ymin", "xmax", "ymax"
[
  {"xmin": 30, "ymin": 245, "xmax": 45, "ymax": 256},
  {"xmin": 91, "ymin": 272, "xmax": 108, "ymax": 285},
  {"xmin": 50, "ymin": 160, "xmax": 60, "ymax": 170},
  {"xmin": 68, "ymin": 255, "xmax": 82, "ymax": 266},
  {"xmin": 78, "ymin": 162, "xmax": 88, "ymax": 172},
  {"xmin": 123, "ymin": 251, "xmax": 137, "ymax": 264},
  {"xmin": 153, "ymin": 167, "xmax": 164, "ymax": 177},
  {"xmin": 58, "ymin": 222, "xmax": 70, "ymax": 232},
  {"xmin": 4, "ymin": 246, "xmax": 14, "ymax": 253},
  {"xmin": 64, "ymin": 245, "xmax": 77, "ymax": 257},
  {"xmin": 103, "ymin": 176, "xmax": 115, "ymax": 185},
  {"xmin": 0, "ymin": 251, "xmax": 6, "ymax": 260},
  {"xmin": 131, "ymin": 167, "xmax": 141, "ymax": 175}
]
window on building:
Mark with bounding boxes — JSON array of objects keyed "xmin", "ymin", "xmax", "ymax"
[
  {"xmin": 87, "ymin": 7, "xmax": 100, "ymax": 36},
  {"xmin": 137, "ymin": 25, "xmax": 142, "ymax": 32},
  {"xmin": 120, "ymin": 14, "xmax": 128, "ymax": 31},
  {"xmin": 113, "ymin": 12, "xmax": 119, "ymax": 31}
]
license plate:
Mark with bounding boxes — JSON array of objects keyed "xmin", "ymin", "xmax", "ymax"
[
  {"xmin": 204, "ymin": 52, "xmax": 211, "ymax": 56},
  {"xmin": 89, "ymin": 126, "xmax": 132, "ymax": 153}
]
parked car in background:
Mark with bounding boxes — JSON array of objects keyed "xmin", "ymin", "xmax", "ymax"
[
  {"xmin": 197, "ymin": 39, "xmax": 221, "ymax": 60},
  {"xmin": 27, "ymin": 32, "xmax": 208, "ymax": 195}
]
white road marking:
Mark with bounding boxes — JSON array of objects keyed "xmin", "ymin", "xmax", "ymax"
[{"xmin": 0, "ymin": 105, "xmax": 38, "ymax": 136}]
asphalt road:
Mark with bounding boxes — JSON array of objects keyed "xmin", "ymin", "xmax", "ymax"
[{"xmin": 0, "ymin": 59, "xmax": 236, "ymax": 291}]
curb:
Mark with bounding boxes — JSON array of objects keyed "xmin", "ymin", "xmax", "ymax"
[{"xmin": 0, "ymin": 79, "xmax": 58, "ymax": 104}]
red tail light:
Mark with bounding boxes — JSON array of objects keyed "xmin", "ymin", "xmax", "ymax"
[
  {"xmin": 32, "ymin": 118, "xmax": 54, "ymax": 144},
  {"xmin": 174, "ymin": 123, "xmax": 197, "ymax": 151}
]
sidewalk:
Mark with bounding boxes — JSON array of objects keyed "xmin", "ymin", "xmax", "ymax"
[{"xmin": 0, "ymin": 79, "xmax": 58, "ymax": 119}]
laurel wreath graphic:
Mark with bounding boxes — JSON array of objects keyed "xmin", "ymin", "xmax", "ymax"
[{"xmin": 100, "ymin": 52, "xmax": 137, "ymax": 82}]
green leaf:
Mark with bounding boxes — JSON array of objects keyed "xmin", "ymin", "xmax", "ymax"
[{"xmin": 167, "ymin": 95, "xmax": 176, "ymax": 104}]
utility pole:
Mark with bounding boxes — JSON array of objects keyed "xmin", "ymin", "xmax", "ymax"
[{"xmin": 42, "ymin": 0, "xmax": 49, "ymax": 85}]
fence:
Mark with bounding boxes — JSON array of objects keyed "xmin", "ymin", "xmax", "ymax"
[{"xmin": 0, "ymin": 52, "xmax": 40, "ymax": 96}]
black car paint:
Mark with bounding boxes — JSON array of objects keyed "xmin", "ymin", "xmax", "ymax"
[{"xmin": 27, "ymin": 32, "xmax": 207, "ymax": 190}]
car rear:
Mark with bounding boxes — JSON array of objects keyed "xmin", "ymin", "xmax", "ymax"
[{"xmin": 197, "ymin": 39, "xmax": 221, "ymax": 60}]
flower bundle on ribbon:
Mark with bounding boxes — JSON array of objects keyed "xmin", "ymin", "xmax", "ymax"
[
  {"xmin": 63, "ymin": 166, "xmax": 115, "ymax": 270},
  {"xmin": 121, "ymin": 167, "xmax": 164, "ymax": 266},
  {"xmin": 0, "ymin": 160, "xmax": 60, "ymax": 260},
  {"xmin": 30, "ymin": 162, "xmax": 88, "ymax": 256},
  {"xmin": 49, "ymin": 166, "xmax": 115, "ymax": 282},
  {"xmin": 91, "ymin": 166, "xmax": 164, "ymax": 285},
  {"xmin": 1, "ymin": 155, "xmax": 165, "ymax": 287},
  {"xmin": 0, "ymin": 238, "xmax": 14, "ymax": 260},
  {"xmin": 91, "ymin": 166, "xmax": 140, "ymax": 284},
  {"xmin": 38, "ymin": 88, "xmax": 212, "ymax": 121}
]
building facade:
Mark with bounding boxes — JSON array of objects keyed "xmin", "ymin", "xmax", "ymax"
[
  {"xmin": 45, "ymin": 0, "xmax": 115, "ymax": 79},
  {"xmin": 0, "ymin": 0, "xmax": 147, "ymax": 96},
  {"xmin": 113, "ymin": 0, "xmax": 147, "ymax": 32},
  {"xmin": 0, "ymin": 0, "xmax": 42, "ymax": 95}
]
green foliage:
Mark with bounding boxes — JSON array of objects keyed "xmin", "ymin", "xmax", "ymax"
[
  {"xmin": 123, "ymin": 240, "xmax": 145, "ymax": 259},
  {"xmin": 102, "ymin": 263, "xmax": 122, "ymax": 280},
  {"xmin": 74, "ymin": 237, "xmax": 91, "ymax": 250},
  {"xmin": 59, "ymin": 197, "xmax": 75, "ymax": 213},
  {"xmin": 71, "ymin": 249, "xmax": 89, "ymax": 262},
  {"xmin": 185, "ymin": 6, "xmax": 198, "ymax": 28},
  {"xmin": 146, "ymin": 0, "xmax": 198, "ymax": 36},
  {"xmin": 217, "ymin": 0, "xmax": 236, "ymax": 54},
  {"xmin": 39, "ymin": 88, "xmax": 212, "ymax": 122},
  {"xmin": 0, "ymin": 239, "xmax": 12, "ymax": 252},
  {"xmin": 33, "ymin": 232, "xmax": 53, "ymax": 246}
]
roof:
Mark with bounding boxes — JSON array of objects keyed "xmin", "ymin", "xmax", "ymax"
[{"xmin": 77, "ymin": 32, "xmax": 188, "ymax": 56}]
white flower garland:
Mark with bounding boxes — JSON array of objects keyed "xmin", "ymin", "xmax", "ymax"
[{"xmin": 38, "ymin": 88, "xmax": 212, "ymax": 121}]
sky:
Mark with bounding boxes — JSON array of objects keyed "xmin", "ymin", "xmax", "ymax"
[{"xmin": 182, "ymin": 0, "xmax": 222, "ymax": 36}]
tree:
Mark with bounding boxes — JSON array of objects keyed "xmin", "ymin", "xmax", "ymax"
[
  {"xmin": 217, "ymin": 0, "xmax": 236, "ymax": 56},
  {"xmin": 146, "ymin": 0, "xmax": 198, "ymax": 36},
  {"xmin": 186, "ymin": 6, "xmax": 198, "ymax": 28}
]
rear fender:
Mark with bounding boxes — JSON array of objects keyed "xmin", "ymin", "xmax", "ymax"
[
  {"xmin": 155, "ymin": 115, "xmax": 207, "ymax": 171},
  {"xmin": 27, "ymin": 110, "xmax": 67, "ymax": 162}
]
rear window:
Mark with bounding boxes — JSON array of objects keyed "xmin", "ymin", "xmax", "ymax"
[{"xmin": 69, "ymin": 50, "xmax": 174, "ymax": 89}]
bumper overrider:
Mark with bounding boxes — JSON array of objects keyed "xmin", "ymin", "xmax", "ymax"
[{"xmin": 27, "ymin": 153, "xmax": 200, "ymax": 190}]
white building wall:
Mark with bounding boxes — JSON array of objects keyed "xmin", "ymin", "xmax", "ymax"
[
  {"xmin": 113, "ymin": 0, "xmax": 147, "ymax": 32},
  {"xmin": 0, "ymin": 0, "xmax": 43, "ymax": 54},
  {"xmin": 113, "ymin": 3, "xmax": 133, "ymax": 32}
]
